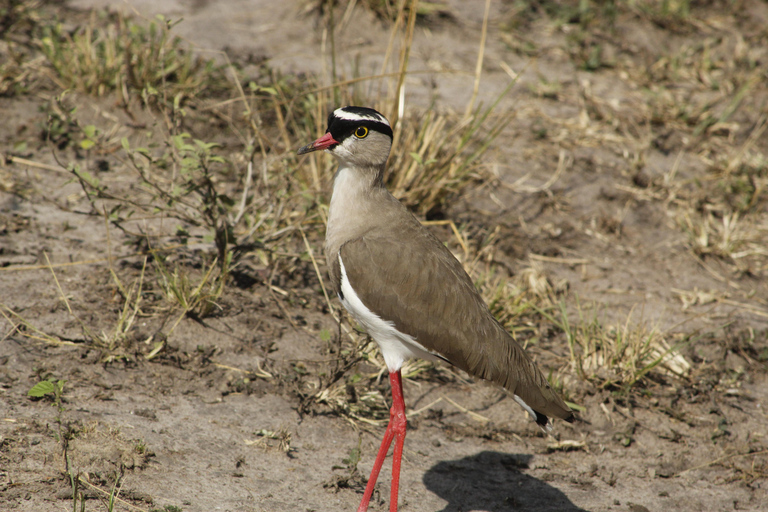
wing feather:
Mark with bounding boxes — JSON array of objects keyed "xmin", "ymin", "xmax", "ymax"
[{"xmin": 338, "ymin": 222, "xmax": 573, "ymax": 423}]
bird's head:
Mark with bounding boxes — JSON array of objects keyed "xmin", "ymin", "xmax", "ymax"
[{"xmin": 298, "ymin": 106, "xmax": 393, "ymax": 168}]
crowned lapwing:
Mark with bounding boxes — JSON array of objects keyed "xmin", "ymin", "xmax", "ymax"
[{"xmin": 298, "ymin": 106, "xmax": 574, "ymax": 512}]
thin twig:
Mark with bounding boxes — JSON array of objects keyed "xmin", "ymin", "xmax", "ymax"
[
  {"xmin": 267, "ymin": 265, "xmax": 300, "ymax": 332},
  {"xmin": 528, "ymin": 254, "xmax": 590, "ymax": 265},
  {"xmin": 422, "ymin": 220, "xmax": 470, "ymax": 260},
  {"xmin": 233, "ymin": 160, "xmax": 253, "ymax": 225},
  {"xmin": 0, "ymin": 245, "xmax": 183, "ymax": 272},
  {"xmin": 718, "ymin": 298, "xmax": 768, "ymax": 319},
  {"xmin": 76, "ymin": 476, "xmax": 149, "ymax": 512},
  {"xmin": 299, "ymin": 225, "xmax": 337, "ymax": 322},
  {"xmin": 380, "ymin": 0, "xmax": 407, "ymax": 81},
  {"xmin": 674, "ymin": 449, "xmax": 768, "ymax": 478},
  {"xmin": 464, "ymin": 0, "xmax": 492, "ymax": 120},
  {"xmin": 213, "ymin": 361, "xmax": 272, "ymax": 380},
  {"xmin": 0, "ymin": 305, "xmax": 75, "ymax": 346},
  {"xmin": 442, "ymin": 395, "xmax": 490, "ymax": 423},
  {"xmin": 391, "ymin": 0, "xmax": 419, "ymax": 128},
  {"xmin": 44, "ymin": 253, "xmax": 76, "ymax": 319},
  {"xmin": 1, "ymin": 154, "xmax": 68, "ymax": 173},
  {"xmin": 407, "ymin": 397, "xmax": 444, "ymax": 418}
]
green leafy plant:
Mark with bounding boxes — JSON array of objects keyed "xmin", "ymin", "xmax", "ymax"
[
  {"xmin": 28, "ymin": 379, "xmax": 66, "ymax": 410},
  {"xmin": 324, "ymin": 435, "xmax": 366, "ymax": 492},
  {"xmin": 67, "ymin": 466, "xmax": 85, "ymax": 512},
  {"xmin": 150, "ymin": 506, "xmax": 184, "ymax": 512},
  {"xmin": 38, "ymin": 11, "xmax": 221, "ymax": 104},
  {"xmin": 69, "ymin": 128, "xmax": 236, "ymax": 329}
]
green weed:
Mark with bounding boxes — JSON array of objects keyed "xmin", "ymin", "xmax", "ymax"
[
  {"xmin": 38, "ymin": 10, "xmax": 221, "ymax": 103},
  {"xmin": 544, "ymin": 301, "xmax": 690, "ymax": 392},
  {"xmin": 27, "ymin": 378, "xmax": 66, "ymax": 410}
]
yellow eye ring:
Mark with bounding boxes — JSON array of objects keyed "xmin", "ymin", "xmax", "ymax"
[{"xmin": 354, "ymin": 126, "xmax": 369, "ymax": 138}]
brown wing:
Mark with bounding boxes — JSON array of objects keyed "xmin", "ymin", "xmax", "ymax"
[{"xmin": 339, "ymin": 221, "xmax": 573, "ymax": 423}]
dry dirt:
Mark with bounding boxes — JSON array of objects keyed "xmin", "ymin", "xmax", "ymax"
[{"xmin": 2, "ymin": 1, "xmax": 768, "ymax": 512}]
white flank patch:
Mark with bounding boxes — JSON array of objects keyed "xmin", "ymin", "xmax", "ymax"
[
  {"xmin": 513, "ymin": 395, "xmax": 552, "ymax": 432},
  {"xmin": 334, "ymin": 107, "xmax": 390, "ymax": 126},
  {"xmin": 338, "ymin": 255, "xmax": 436, "ymax": 372}
]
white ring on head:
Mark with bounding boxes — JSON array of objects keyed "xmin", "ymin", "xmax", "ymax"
[{"xmin": 333, "ymin": 108, "xmax": 390, "ymax": 127}]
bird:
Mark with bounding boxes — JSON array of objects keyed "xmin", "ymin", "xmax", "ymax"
[{"xmin": 298, "ymin": 106, "xmax": 574, "ymax": 512}]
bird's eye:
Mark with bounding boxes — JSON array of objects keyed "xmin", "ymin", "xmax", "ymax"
[{"xmin": 354, "ymin": 126, "xmax": 369, "ymax": 138}]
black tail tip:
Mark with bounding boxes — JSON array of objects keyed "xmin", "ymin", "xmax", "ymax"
[
  {"xmin": 535, "ymin": 413, "xmax": 550, "ymax": 428},
  {"xmin": 535, "ymin": 411, "xmax": 576, "ymax": 428}
]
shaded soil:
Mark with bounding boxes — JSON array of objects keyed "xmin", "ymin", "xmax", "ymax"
[{"xmin": 2, "ymin": 1, "xmax": 768, "ymax": 512}]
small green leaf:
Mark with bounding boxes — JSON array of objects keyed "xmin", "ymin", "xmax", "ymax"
[
  {"xmin": 80, "ymin": 139, "xmax": 95, "ymax": 150},
  {"xmin": 28, "ymin": 380, "xmax": 55, "ymax": 397},
  {"xmin": 247, "ymin": 82, "xmax": 277, "ymax": 95},
  {"xmin": 82, "ymin": 125, "xmax": 97, "ymax": 138},
  {"xmin": 76, "ymin": 169, "xmax": 100, "ymax": 188},
  {"xmin": 564, "ymin": 400, "xmax": 586, "ymax": 412},
  {"xmin": 171, "ymin": 133, "xmax": 192, "ymax": 150}
]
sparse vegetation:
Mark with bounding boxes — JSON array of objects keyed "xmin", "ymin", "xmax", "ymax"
[
  {"xmin": 3, "ymin": 0, "xmax": 519, "ymax": 409},
  {"xmin": 27, "ymin": 378, "xmax": 66, "ymax": 410},
  {"xmin": 550, "ymin": 301, "xmax": 691, "ymax": 392},
  {"xmin": 2, "ymin": 0, "xmax": 767, "ymax": 509},
  {"xmin": 38, "ymin": 10, "xmax": 222, "ymax": 102}
]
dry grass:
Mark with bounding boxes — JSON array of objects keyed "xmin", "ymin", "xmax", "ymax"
[
  {"xmin": 509, "ymin": 1, "xmax": 768, "ymax": 282},
  {"xmin": 1, "ymin": 0, "xmax": 518, "ymax": 413},
  {"xmin": 38, "ymin": 9, "xmax": 222, "ymax": 102},
  {"xmin": 2, "ymin": 0, "xmax": 766, "ymax": 430},
  {"xmin": 556, "ymin": 301, "xmax": 691, "ymax": 391},
  {"xmin": 2, "ymin": 3, "xmax": 768, "ymax": 510},
  {"xmin": 505, "ymin": 1, "xmax": 767, "ymax": 396}
]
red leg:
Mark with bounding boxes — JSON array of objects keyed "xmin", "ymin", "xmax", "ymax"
[
  {"xmin": 357, "ymin": 370, "xmax": 407, "ymax": 512},
  {"xmin": 387, "ymin": 370, "xmax": 407, "ymax": 512}
]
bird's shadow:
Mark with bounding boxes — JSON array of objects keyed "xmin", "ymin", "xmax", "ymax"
[{"xmin": 423, "ymin": 451, "xmax": 588, "ymax": 512}]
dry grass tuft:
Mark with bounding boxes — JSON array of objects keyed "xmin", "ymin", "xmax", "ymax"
[
  {"xmin": 387, "ymin": 102, "xmax": 513, "ymax": 216},
  {"xmin": 38, "ymin": 10, "xmax": 222, "ymax": 102},
  {"xmin": 552, "ymin": 302, "xmax": 691, "ymax": 392},
  {"xmin": 5, "ymin": 0, "xmax": 764, "ymax": 435}
]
